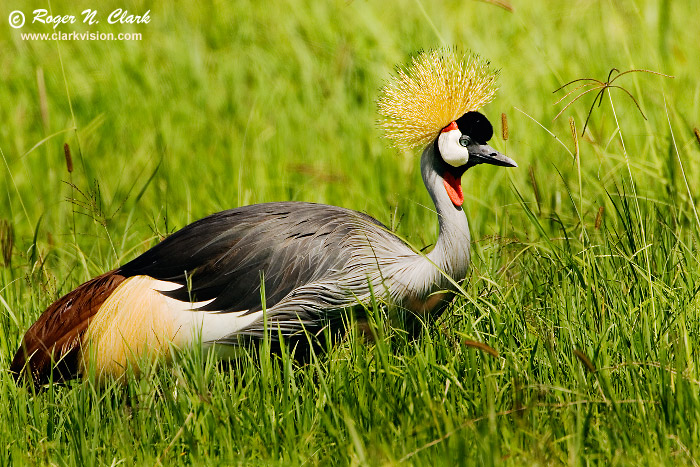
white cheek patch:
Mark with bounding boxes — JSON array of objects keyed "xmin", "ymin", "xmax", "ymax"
[{"xmin": 438, "ymin": 129, "xmax": 470, "ymax": 167}]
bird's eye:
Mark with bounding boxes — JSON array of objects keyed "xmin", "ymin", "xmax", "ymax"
[{"xmin": 458, "ymin": 135, "xmax": 471, "ymax": 147}]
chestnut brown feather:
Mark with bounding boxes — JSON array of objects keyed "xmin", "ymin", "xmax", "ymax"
[{"xmin": 10, "ymin": 271, "xmax": 126, "ymax": 387}]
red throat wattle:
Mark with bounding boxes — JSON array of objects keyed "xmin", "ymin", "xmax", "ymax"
[{"xmin": 443, "ymin": 171, "xmax": 463, "ymax": 207}]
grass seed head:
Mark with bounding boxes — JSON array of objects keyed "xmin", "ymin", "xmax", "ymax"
[
  {"xmin": 64, "ymin": 143, "xmax": 73, "ymax": 173},
  {"xmin": 378, "ymin": 48, "xmax": 499, "ymax": 151},
  {"xmin": 569, "ymin": 116, "xmax": 579, "ymax": 157},
  {"xmin": 0, "ymin": 220, "xmax": 13, "ymax": 267},
  {"xmin": 595, "ymin": 206, "xmax": 604, "ymax": 229}
]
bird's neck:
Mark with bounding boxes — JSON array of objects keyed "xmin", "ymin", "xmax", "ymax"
[{"xmin": 421, "ymin": 145, "xmax": 471, "ymax": 281}]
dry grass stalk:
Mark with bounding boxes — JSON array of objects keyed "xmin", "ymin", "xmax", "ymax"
[
  {"xmin": 476, "ymin": 0, "xmax": 514, "ymax": 12},
  {"xmin": 573, "ymin": 349, "xmax": 596, "ymax": 373},
  {"xmin": 464, "ymin": 339, "xmax": 499, "ymax": 358},
  {"xmin": 529, "ymin": 166, "xmax": 541, "ymax": 215},
  {"xmin": 36, "ymin": 67, "xmax": 49, "ymax": 132}
]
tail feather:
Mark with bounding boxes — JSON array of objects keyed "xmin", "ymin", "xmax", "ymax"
[{"xmin": 10, "ymin": 271, "xmax": 126, "ymax": 387}]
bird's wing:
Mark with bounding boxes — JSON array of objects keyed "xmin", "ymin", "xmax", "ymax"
[{"xmin": 119, "ymin": 202, "xmax": 390, "ymax": 315}]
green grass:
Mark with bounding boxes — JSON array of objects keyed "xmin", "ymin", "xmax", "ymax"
[{"xmin": 2, "ymin": 0, "xmax": 700, "ymax": 464}]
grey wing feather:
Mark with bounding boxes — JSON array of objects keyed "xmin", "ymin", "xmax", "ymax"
[{"xmin": 119, "ymin": 202, "xmax": 401, "ymax": 327}]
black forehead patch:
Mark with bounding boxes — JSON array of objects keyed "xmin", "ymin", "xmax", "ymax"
[{"xmin": 455, "ymin": 111, "xmax": 493, "ymax": 144}]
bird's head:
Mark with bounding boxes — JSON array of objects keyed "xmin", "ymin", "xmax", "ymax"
[
  {"xmin": 436, "ymin": 111, "xmax": 516, "ymax": 207},
  {"xmin": 378, "ymin": 48, "xmax": 518, "ymax": 207}
]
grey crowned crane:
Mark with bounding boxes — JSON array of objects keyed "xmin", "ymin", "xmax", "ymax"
[{"xmin": 11, "ymin": 49, "xmax": 516, "ymax": 386}]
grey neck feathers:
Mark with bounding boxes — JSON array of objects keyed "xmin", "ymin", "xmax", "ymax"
[{"xmin": 420, "ymin": 144, "xmax": 471, "ymax": 282}]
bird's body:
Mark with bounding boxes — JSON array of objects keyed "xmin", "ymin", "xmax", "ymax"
[{"xmin": 11, "ymin": 49, "xmax": 516, "ymax": 386}]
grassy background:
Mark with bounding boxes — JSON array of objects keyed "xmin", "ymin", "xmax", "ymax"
[{"xmin": 1, "ymin": 0, "xmax": 700, "ymax": 464}]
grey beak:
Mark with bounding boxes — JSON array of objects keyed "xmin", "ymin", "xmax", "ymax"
[{"xmin": 468, "ymin": 144, "xmax": 518, "ymax": 168}]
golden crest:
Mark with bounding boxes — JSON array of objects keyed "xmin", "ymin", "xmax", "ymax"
[{"xmin": 378, "ymin": 48, "xmax": 499, "ymax": 151}]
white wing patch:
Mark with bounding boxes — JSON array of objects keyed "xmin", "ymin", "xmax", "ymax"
[{"xmin": 151, "ymin": 278, "xmax": 263, "ymax": 344}]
